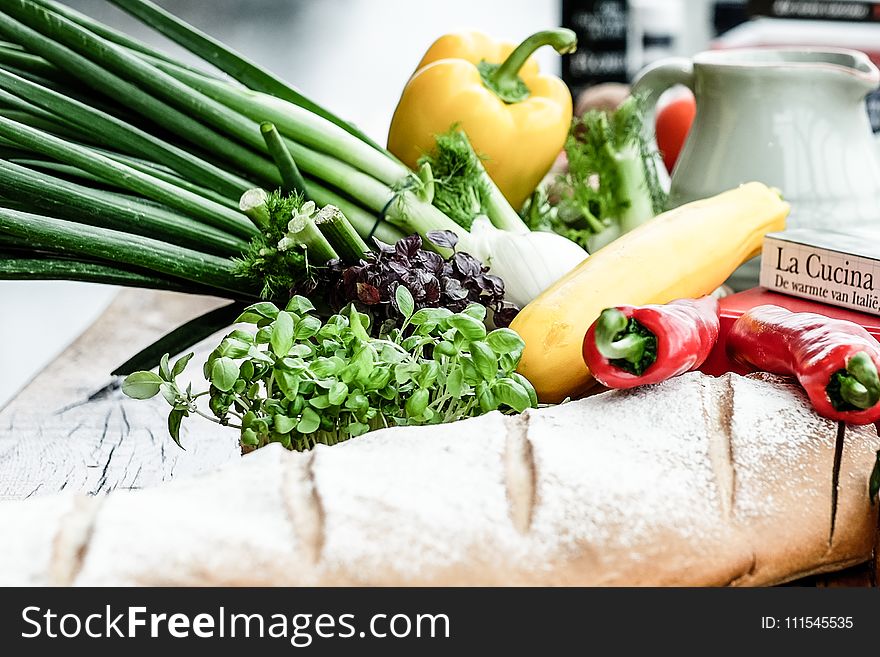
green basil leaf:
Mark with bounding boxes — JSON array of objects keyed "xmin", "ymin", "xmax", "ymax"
[
  {"xmin": 460, "ymin": 357, "xmax": 480, "ymax": 384},
  {"xmin": 486, "ymin": 328, "xmax": 526, "ymax": 355},
  {"xmin": 433, "ymin": 341, "xmax": 456, "ymax": 358},
  {"xmin": 294, "ymin": 315, "xmax": 322, "ymax": 340},
  {"xmin": 394, "ymin": 361, "xmax": 420, "ymax": 385},
  {"xmin": 395, "ymin": 285, "xmax": 415, "ymax": 319},
  {"xmin": 417, "ymin": 361, "xmax": 441, "ymax": 389},
  {"xmin": 347, "ymin": 305, "xmax": 370, "ymax": 341},
  {"xmin": 218, "ymin": 337, "xmax": 251, "ymax": 359},
  {"xmin": 499, "ymin": 353, "xmax": 518, "ymax": 375},
  {"xmin": 477, "ymin": 382, "xmax": 497, "ymax": 413},
  {"xmin": 329, "ymin": 381, "xmax": 349, "ymax": 406},
  {"xmin": 273, "ymin": 414, "xmax": 297, "ymax": 434},
  {"xmin": 511, "ymin": 372, "xmax": 539, "ymax": 408},
  {"xmin": 159, "ymin": 382, "xmax": 177, "ymax": 406},
  {"xmin": 288, "ymin": 344, "xmax": 313, "ymax": 358},
  {"xmin": 239, "ymin": 360, "xmax": 255, "ymax": 381},
  {"xmin": 241, "ymin": 428, "xmax": 259, "ymax": 446},
  {"xmin": 410, "ymin": 307, "xmax": 453, "ymax": 326},
  {"xmin": 349, "ymin": 422, "xmax": 371, "ymax": 437},
  {"xmin": 171, "ymin": 352, "xmax": 194, "ymax": 378},
  {"xmin": 364, "ymin": 368, "xmax": 391, "ymax": 391},
  {"xmin": 494, "ymin": 378, "xmax": 532, "ymax": 413},
  {"xmin": 309, "ymin": 394, "xmax": 331, "ymax": 409},
  {"xmin": 400, "ymin": 335, "xmax": 426, "ymax": 351},
  {"xmin": 210, "ymin": 357, "xmax": 240, "ymax": 392},
  {"xmin": 310, "ymin": 356, "xmax": 344, "ymax": 378},
  {"xmin": 168, "ymin": 408, "xmax": 186, "ymax": 448},
  {"xmin": 297, "ymin": 407, "xmax": 321, "ymax": 434},
  {"xmin": 462, "ymin": 303, "xmax": 487, "ymax": 322},
  {"xmin": 275, "ymin": 369, "xmax": 300, "ymax": 400},
  {"xmin": 446, "ymin": 368, "xmax": 464, "ymax": 399},
  {"xmin": 228, "ymin": 329, "xmax": 254, "ymax": 343},
  {"xmin": 247, "ymin": 344, "xmax": 274, "ymax": 364},
  {"xmin": 447, "ymin": 314, "xmax": 486, "ymax": 341},
  {"xmin": 235, "ymin": 301, "xmax": 279, "ymax": 324},
  {"xmin": 345, "ymin": 393, "xmax": 369, "ymax": 411},
  {"xmin": 286, "ymin": 295, "xmax": 316, "ymax": 314},
  {"xmin": 470, "ymin": 341, "xmax": 498, "ymax": 380},
  {"xmin": 380, "ymin": 344, "xmax": 405, "ymax": 364},
  {"xmin": 405, "ymin": 388, "xmax": 430, "ymax": 418},
  {"xmin": 255, "ymin": 326, "xmax": 273, "ymax": 344},
  {"xmin": 122, "ymin": 371, "xmax": 163, "ymax": 399},
  {"xmin": 270, "ymin": 311, "xmax": 295, "ymax": 357},
  {"xmin": 241, "ymin": 411, "xmax": 257, "ymax": 429},
  {"xmin": 159, "ymin": 353, "xmax": 172, "ymax": 381}
]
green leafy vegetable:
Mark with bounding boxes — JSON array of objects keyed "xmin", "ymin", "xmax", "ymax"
[
  {"xmin": 122, "ymin": 293, "xmax": 537, "ymax": 451},
  {"xmin": 527, "ymin": 97, "xmax": 666, "ymax": 253}
]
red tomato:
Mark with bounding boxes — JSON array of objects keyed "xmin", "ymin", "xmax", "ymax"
[{"xmin": 655, "ymin": 95, "xmax": 696, "ymax": 173}]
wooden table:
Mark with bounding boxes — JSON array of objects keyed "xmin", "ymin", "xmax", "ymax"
[
  {"xmin": 0, "ymin": 288, "xmax": 239, "ymax": 501},
  {"xmin": 0, "ymin": 288, "xmax": 873, "ymax": 586}
]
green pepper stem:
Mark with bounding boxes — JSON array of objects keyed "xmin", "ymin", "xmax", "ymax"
[
  {"xmin": 838, "ymin": 351, "xmax": 880, "ymax": 410},
  {"xmin": 594, "ymin": 308, "xmax": 649, "ymax": 364},
  {"xmin": 480, "ymin": 29, "xmax": 577, "ymax": 104}
]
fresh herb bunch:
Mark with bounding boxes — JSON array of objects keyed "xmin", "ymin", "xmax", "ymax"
[
  {"xmin": 122, "ymin": 290, "xmax": 537, "ymax": 451},
  {"xmin": 527, "ymin": 97, "xmax": 666, "ymax": 253},
  {"xmin": 326, "ymin": 231, "xmax": 519, "ymax": 330},
  {"xmin": 233, "ymin": 189, "xmax": 312, "ymax": 300},
  {"xmin": 417, "ymin": 130, "xmax": 489, "ymax": 230}
]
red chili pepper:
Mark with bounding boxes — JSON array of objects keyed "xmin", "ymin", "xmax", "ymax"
[
  {"xmin": 582, "ymin": 296, "xmax": 720, "ymax": 389},
  {"xmin": 727, "ymin": 305, "xmax": 880, "ymax": 424}
]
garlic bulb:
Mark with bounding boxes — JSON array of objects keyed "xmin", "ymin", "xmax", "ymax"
[{"xmin": 461, "ymin": 216, "xmax": 589, "ymax": 308}]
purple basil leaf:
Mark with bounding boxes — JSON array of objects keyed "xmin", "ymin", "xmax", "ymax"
[
  {"xmin": 424, "ymin": 277, "xmax": 441, "ymax": 304},
  {"xmin": 444, "ymin": 278, "xmax": 469, "ymax": 301},
  {"xmin": 453, "ymin": 252, "xmax": 482, "ymax": 278},
  {"xmin": 373, "ymin": 237, "xmax": 396, "ymax": 255},
  {"xmin": 356, "ymin": 282, "xmax": 381, "ymax": 305},
  {"xmin": 425, "ymin": 229, "xmax": 459, "ymax": 250},
  {"xmin": 396, "ymin": 235, "xmax": 423, "ymax": 259},
  {"xmin": 388, "ymin": 260, "xmax": 410, "ymax": 277},
  {"xmin": 493, "ymin": 305, "xmax": 519, "ymax": 328},
  {"xmin": 417, "ymin": 250, "xmax": 444, "ymax": 274},
  {"xmin": 483, "ymin": 273, "xmax": 505, "ymax": 295}
]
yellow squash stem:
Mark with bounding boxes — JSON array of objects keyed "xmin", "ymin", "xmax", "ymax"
[{"xmin": 510, "ymin": 183, "xmax": 790, "ymax": 402}]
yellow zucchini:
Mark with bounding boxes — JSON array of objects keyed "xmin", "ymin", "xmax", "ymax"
[{"xmin": 511, "ymin": 182, "xmax": 790, "ymax": 402}]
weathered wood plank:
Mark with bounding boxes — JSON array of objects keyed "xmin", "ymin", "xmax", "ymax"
[{"xmin": 0, "ymin": 288, "xmax": 240, "ymax": 501}]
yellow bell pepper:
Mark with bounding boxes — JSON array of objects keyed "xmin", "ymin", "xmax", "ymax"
[{"xmin": 387, "ymin": 29, "xmax": 577, "ymax": 211}]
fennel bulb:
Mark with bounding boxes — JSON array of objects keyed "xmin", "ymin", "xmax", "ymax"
[{"xmin": 462, "ymin": 216, "xmax": 588, "ymax": 308}]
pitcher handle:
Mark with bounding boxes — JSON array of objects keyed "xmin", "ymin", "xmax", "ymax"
[
  {"xmin": 631, "ymin": 57, "xmax": 694, "ymax": 108},
  {"xmin": 630, "ymin": 58, "xmax": 694, "ymax": 179}
]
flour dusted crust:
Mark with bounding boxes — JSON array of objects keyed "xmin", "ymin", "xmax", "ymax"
[{"xmin": 0, "ymin": 372, "xmax": 876, "ymax": 586}]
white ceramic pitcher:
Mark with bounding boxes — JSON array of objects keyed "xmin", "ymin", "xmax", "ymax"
[
  {"xmin": 633, "ymin": 48, "xmax": 880, "ymax": 286},
  {"xmin": 634, "ymin": 48, "xmax": 880, "ymax": 223}
]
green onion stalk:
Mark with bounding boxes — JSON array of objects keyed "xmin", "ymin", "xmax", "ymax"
[{"xmin": 0, "ymin": 0, "xmax": 492, "ymax": 307}]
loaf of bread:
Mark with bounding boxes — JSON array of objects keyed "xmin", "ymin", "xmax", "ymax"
[{"xmin": 0, "ymin": 372, "xmax": 876, "ymax": 586}]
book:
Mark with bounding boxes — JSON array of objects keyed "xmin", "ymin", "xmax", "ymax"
[
  {"xmin": 561, "ymin": 0, "xmax": 629, "ymax": 94},
  {"xmin": 747, "ymin": 0, "xmax": 880, "ymax": 23},
  {"xmin": 759, "ymin": 228, "xmax": 880, "ymax": 315}
]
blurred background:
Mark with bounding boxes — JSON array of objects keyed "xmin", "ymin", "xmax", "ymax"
[{"xmin": 3, "ymin": 0, "xmax": 880, "ymax": 406}]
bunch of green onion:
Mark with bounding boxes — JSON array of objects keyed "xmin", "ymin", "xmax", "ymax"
[{"xmin": 0, "ymin": 0, "xmax": 471, "ymax": 300}]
